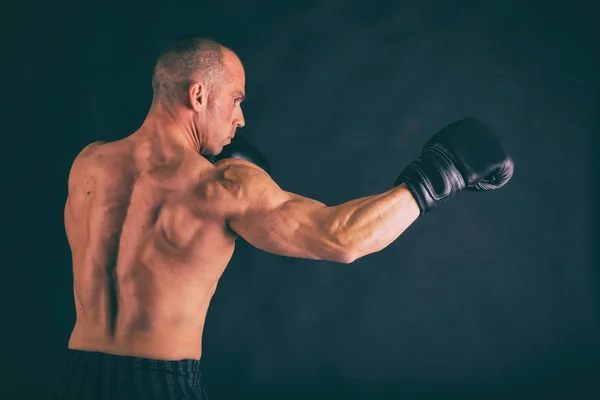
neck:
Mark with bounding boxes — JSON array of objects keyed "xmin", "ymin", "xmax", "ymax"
[{"xmin": 138, "ymin": 100, "xmax": 202, "ymax": 153}]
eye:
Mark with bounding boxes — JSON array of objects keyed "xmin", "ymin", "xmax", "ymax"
[{"xmin": 233, "ymin": 98, "xmax": 241, "ymax": 105}]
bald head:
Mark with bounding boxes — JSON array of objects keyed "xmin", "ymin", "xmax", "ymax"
[{"xmin": 152, "ymin": 36, "xmax": 235, "ymax": 105}]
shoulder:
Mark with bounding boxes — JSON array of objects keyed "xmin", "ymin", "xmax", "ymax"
[
  {"xmin": 209, "ymin": 158, "xmax": 293, "ymax": 221},
  {"xmin": 68, "ymin": 141, "xmax": 106, "ymax": 176},
  {"xmin": 212, "ymin": 158, "xmax": 276, "ymax": 197},
  {"xmin": 79, "ymin": 140, "xmax": 109, "ymax": 158},
  {"xmin": 70, "ymin": 139, "xmax": 137, "ymax": 172},
  {"xmin": 67, "ymin": 141, "xmax": 125, "ymax": 191},
  {"xmin": 70, "ymin": 141, "xmax": 108, "ymax": 169}
]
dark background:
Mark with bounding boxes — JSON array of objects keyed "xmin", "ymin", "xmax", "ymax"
[{"xmin": 3, "ymin": 0, "xmax": 598, "ymax": 398}]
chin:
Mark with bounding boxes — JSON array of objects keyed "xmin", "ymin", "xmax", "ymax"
[{"xmin": 203, "ymin": 148, "xmax": 219, "ymax": 157}]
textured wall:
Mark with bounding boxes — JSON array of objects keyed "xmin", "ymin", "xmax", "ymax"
[{"xmin": 3, "ymin": 0, "xmax": 598, "ymax": 398}]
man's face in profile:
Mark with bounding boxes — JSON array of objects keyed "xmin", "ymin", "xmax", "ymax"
[{"xmin": 203, "ymin": 54, "xmax": 246, "ymax": 155}]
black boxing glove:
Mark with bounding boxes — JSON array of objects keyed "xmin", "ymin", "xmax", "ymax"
[
  {"xmin": 395, "ymin": 118, "xmax": 514, "ymax": 215},
  {"xmin": 206, "ymin": 135, "xmax": 271, "ymax": 174}
]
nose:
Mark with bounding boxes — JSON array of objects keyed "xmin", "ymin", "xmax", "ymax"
[{"xmin": 234, "ymin": 107, "xmax": 245, "ymax": 128}]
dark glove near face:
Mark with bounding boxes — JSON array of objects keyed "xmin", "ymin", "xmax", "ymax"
[{"xmin": 206, "ymin": 136, "xmax": 271, "ymax": 175}]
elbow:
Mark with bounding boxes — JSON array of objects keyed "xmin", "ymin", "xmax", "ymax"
[
  {"xmin": 336, "ymin": 251, "xmax": 358, "ymax": 264},
  {"xmin": 331, "ymin": 239, "xmax": 359, "ymax": 263},
  {"xmin": 318, "ymin": 245, "xmax": 356, "ymax": 264},
  {"xmin": 328, "ymin": 229, "xmax": 358, "ymax": 264}
]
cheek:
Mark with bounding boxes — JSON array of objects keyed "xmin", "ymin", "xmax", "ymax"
[
  {"xmin": 221, "ymin": 105, "xmax": 235, "ymax": 122},
  {"xmin": 209, "ymin": 98, "xmax": 234, "ymax": 124}
]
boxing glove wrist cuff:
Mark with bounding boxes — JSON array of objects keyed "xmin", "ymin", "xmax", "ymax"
[{"xmin": 395, "ymin": 144, "xmax": 466, "ymax": 214}]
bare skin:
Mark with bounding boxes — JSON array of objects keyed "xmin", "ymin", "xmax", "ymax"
[{"xmin": 65, "ymin": 48, "xmax": 420, "ymax": 361}]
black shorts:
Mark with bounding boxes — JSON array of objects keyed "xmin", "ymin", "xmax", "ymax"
[{"xmin": 51, "ymin": 349, "xmax": 209, "ymax": 399}]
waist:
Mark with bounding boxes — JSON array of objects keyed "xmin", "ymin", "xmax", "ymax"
[
  {"xmin": 62, "ymin": 349, "xmax": 202, "ymax": 373},
  {"xmin": 69, "ymin": 322, "xmax": 204, "ymax": 361}
]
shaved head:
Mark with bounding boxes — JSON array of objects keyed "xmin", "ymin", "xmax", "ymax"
[
  {"xmin": 152, "ymin": 36, "xmax": 230, "ymax": 104},
  {"xmin": 146, "ymin": 36, "xmax": 246, "ymax": 155}
]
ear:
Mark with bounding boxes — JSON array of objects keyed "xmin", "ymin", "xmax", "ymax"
[{"xmin": 188, "ymin": 82, "xmax": 204, "ymax": 112}]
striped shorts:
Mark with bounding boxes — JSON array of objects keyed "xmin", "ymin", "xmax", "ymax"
[{"xmin": 50, "ymin": 350, "xmax": 210, "ymax": 399}]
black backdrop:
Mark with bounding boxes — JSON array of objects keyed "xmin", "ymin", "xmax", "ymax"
[{"xmin": 3, "ymin": 0, "xmax": 598, "ymax": 398}]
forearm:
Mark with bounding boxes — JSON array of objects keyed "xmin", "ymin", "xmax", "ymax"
[{"xmin": 327, "ymin": 184, "xmax": 420, "ymax": 261}]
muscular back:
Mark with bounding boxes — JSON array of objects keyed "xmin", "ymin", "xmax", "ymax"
[
  {"xmin": 65, "ymin": 137, "xmax": 238, "ymax": 360},
  {"xmin": 64, "ymin": 131, "xmax": 419, "ymax": 362}
]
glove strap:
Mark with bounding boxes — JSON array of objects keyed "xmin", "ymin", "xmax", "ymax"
[{"xmin": 395, "ymin": 144, "xmax": 466, "ymax": 214}]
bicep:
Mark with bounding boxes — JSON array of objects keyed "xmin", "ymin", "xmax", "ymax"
[{"xmin": 224, "ymin": 164, "xmax": 346, "ymax": 262}]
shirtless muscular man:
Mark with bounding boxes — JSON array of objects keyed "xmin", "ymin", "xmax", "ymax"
[{"xmin": 52, "ymin": 36, "xmax": 513, "ymax": 399}]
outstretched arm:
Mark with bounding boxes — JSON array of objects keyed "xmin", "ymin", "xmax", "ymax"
[{"xmin": 220, "ymin": 161, "xmax": 420, "ymax": 263}]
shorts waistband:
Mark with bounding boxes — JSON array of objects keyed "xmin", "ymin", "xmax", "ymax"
[{"xmin": 64, "ymin": 349, "xmax": 202, "ymax": 376}]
